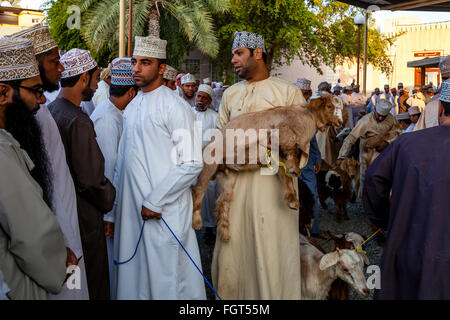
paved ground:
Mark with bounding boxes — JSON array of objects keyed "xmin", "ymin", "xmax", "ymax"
[{"xmin": 195, "ymin": 198, "xmax": 385, "ymax": 300}]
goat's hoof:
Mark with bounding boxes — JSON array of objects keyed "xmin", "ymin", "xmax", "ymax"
[
  {"xmin": 289, "ymin": 203, "xmax": 299, "ymax": 210},
  {"xmin": 219, "ymin": 231, "xmax": 230, "ymax": 242},
  {"xmin": 192, "ymin": 211, "xmax": 203, "ymax": 230}
]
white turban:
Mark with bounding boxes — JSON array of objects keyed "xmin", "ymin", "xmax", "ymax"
[
  {"xmin": 198, "ymin": 84, "xmax": 213, "ymax": 98},
  {"xmin": 375, "ymin": 99, "xmax": 392, "ymax": 116},
  {"xmin": 181, "ymin": 73, "xmax": 196, "ymax": 85}
]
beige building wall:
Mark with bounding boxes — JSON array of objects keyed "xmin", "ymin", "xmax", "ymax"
[{"xmin": 387, "ymin": 21, "xmax": 450, "ymax": 89}]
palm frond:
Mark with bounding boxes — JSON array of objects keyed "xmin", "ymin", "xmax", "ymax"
[
  {"xmin": 81, "ymin": 0, "xmax": 122, "ymax": 51},
  {"xmin": 79, "ymin": 0, "xmax": 101, "ymax": 11},
  {"xmin": 165, "ymin": 0, "xmax": 219, "ymax": 57}
]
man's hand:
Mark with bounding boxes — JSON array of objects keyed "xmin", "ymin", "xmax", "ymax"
[
  {"xmin": 314, "ymin": 163, "xmax": 321, "ymax": 174},
  {"xmin": 141, "ymin": 206, "xmax": 162, "ymax": 221},
  {"xmin": 66, "ymin": 247, "xmax": 79, "ymax": 267},
  {"xmin": 376, "ymin": 140, "xmax": 389, "ymax": 153},
  {"xmin": 104, "ymin": 221, "xmax": 114, "ymax": 239}
]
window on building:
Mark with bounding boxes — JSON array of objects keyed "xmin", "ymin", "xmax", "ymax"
[
  {"xmin": 0, "ymin": 12, "xmax": 18, "ymax": 25},
  {"xmin": 184, "ymin": 59, "xmax": 200, "ymax": 79}
]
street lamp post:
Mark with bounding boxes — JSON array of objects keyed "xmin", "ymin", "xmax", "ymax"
[
  {"xmin": 362, "ymin": 11, "xmax": 368, "ymax": 96},
  {"xmin": 119, "ymin": 0, "xmax": 125, "ymax": 57},
  {"xmin": 128, "ymin": 0, "xmax": 132, "ymax": 56},
  {"xmin": 354, "ymin": 14, "xmax": 364, "ymax": 86}
]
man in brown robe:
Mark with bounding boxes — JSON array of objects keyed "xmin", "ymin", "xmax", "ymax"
[{"xmin": 49, "ymin": 48, "xmax": 116, "ymax": 300}]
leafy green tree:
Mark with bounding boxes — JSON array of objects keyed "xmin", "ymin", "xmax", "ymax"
[
  {"xmin": 212, "ymin": 0, "xmax": 396, "ymax": 83},
  {"xmin": 43, "ymin": 0, "xmax": 112, "ymax": 66}
]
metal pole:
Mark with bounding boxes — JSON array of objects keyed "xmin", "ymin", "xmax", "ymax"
[
  {"xmin": 119, "ymin": 0, "xmax": 126, "ymax": 57},
  {"xmin": 128, "ymin": 0, "xmax": 132, "ymax": 56},
  {"xmin": 357, "ymin": 24, "xmax": 361, "ymax": 86},
  {"xmin": 362, "ymin": 11, "xmax": 368, "ymax": 96}
]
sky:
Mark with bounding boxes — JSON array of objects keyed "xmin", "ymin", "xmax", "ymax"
[{"xmin": 17, "ymin": 0, "xmax": 450, "ymax": 34}]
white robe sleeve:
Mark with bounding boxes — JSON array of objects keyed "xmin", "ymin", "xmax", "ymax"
[
  {"xmin": 93, "ymin": 116, "xmax": 121, "ymax": 222},
  {"xmin": 142, "ymin": 102, "xmax": 203, "ymax": 213},
  {"xmin": 0, "ymin": 270, "xmax": 9, "ymax": 300}
]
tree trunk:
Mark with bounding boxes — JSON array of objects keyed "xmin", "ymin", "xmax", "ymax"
[{"xmin": 147, "ymin": 1, "xmax": 160, "ymax": 37}]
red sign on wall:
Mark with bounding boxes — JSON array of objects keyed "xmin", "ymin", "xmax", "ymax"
[{"xmin": 414, "ymin": 51, "xmax": 441, "ymax": 58}]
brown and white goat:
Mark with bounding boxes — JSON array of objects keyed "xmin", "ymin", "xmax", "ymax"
[
  {"xmin": 299, "ymin": 234, "xmax": 370, "ymax": 300},
  {"xmin": 192, "ymin": 94, "xmax": 342, "ymax": 241},
  {"xmin": 317, "ymin": 158, "xmax": 360, "ymax": 221},
  {"xmin": 323, "ymin": 232, "xmax": 370, "ymax": 300}
]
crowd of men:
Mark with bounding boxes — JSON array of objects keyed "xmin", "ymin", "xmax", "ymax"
[{"xmin": 0, "ymin": 24, "xmax": 448, "ymax": 301}]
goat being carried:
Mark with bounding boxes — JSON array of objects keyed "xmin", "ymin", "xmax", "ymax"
[{"xmin": 192, "ymin": 93, "xmax": 342, "ymax": 241}]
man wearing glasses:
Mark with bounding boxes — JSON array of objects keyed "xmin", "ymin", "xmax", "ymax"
[
  {"xmin": 9, "ymin": 24, "xmax": 89, "ymax": 300},
  {"xmin": 0, "ymin": 37, "xmax": 67, "ymax": 299}
]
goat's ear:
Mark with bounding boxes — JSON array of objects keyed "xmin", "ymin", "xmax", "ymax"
[{"xmin": 319, "ymin": 251, "xmax": 340, "ymax": 270}]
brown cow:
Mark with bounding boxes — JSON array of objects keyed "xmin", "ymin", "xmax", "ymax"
[{"xmin": 192, "ymin": 93, "xmax": 341, "ymax": 241}]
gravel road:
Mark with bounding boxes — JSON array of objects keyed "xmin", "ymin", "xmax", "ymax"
[{"xmin": 195, "ymin": 198, "xmax": 384, "ymax": 300}]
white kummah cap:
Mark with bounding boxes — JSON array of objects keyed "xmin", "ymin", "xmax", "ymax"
[
  {"xmin": 232, "ymin": 31, "xmax": 266, "ymax": 54},
  {"xmin": 181, "ymin": 73, "xmax": 196, "ymax": 85},
  {"xmin": 163, "ymin": 65, "xmax": 177, "ymax": 81},
  {"xmin": 60, "ymin": 48, "xmax": 97, "ymax": 79},
  {"xmin": 9, "ymin": 24, "xmax": 57, "ymax": 55},
  {"xmin": 375, "ymin": 99, "xmax": 392, "ymax": 116},
  {"xmin": 408, "ymin": 106, "xmax": 421, "ymax": 116},
  {"xmin": 198, "ymin": 84, "xmax": 213, "ymax": 98},
  {"xmin": 344, "ymin": 85, "xmax": 353, "ymax": 91},
  {"xmin": 133, "ymin": 36, "xmax": 167, "ymax": 59},
  {"xmin": 439, "ymin": 55, "xmax": 450, "ymax": 75},
  {"xmin": 203, "ymin": 77, "xmax": 211, "ymax": 84},
  {"xmin": 0, "ymin": 37, "xmax": 40, "ymax": 81},
  {"xmin": 296, "ymin": 78, "xmax": 311, "ymax": 90},
  {"xmin": 439, "ymin": 79, "xmax": 450, "ymax": 103},
  {"xmin": 396, "ymin": 112, "xmax": 409, "ymax": 121}
]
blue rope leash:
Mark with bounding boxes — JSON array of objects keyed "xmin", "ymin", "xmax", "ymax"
[
  {"xmin": 113, "ymin": 221, "xmax": 146, "ymax": 265},
  {"xmin": 113, "ymin": 218, "xmax": 222, "ymax": 300},
  {"xmin": 161, "ymin": 217, "xmax": 222, "ymax": 300}
]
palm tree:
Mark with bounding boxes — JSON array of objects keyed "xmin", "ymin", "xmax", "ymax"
[
  {"xmin": 80, "ymin": 0, "xmax": 230, "ymax": 58},
  {"xmin": 4, "ymin": 0, "xmax": 22, "ymax": 7}
]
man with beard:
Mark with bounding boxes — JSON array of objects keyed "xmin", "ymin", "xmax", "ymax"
[
  {"xmin": 9, "ymin": 23, "xmax": 89, "ymax": 300},
  {"xmin": 0, "ymin": 37, "xmax": 67, "ymax": 299},
  {"xmin": 113, "ymin": 35, "xmax": 205, "ymax": 299},
  {"xmin": 192, "ymin": 84, "xmax": 218, "ymax": 245},
  {"xmin": 180, "ymin": 73, "xmax": 197, "ymax": 107},
  {"xmin": 214, "ymin": 31, "xmax": 307, "ymax": 299},
  {"xmin": 49, "ymin": 48, "xmax": 116, "ymax": 300}
]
